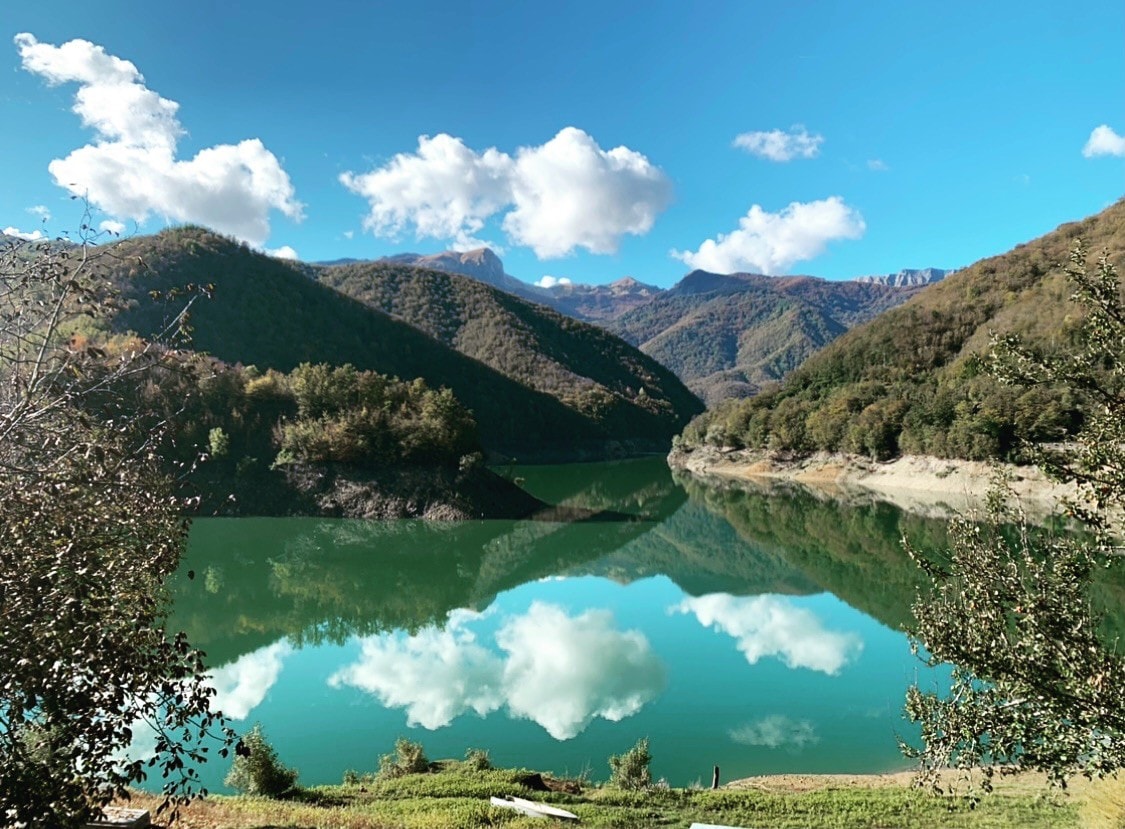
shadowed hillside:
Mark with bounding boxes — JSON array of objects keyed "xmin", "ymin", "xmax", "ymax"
[
  {"xmin": 100, "ymin": 227, "xmax": 701, "ymax": 460},
  {"xmin": 316, "ymin": 258, "xmax": 703, "ymax": 449}
]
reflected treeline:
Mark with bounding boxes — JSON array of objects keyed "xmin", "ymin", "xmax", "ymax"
[
  {"xmin": 509, "ymin": 456, "xmax": 687, "ymax": 519},
  {"xmin": 667, "ymin": 474, "xmax": 951, "ymax": 629},
  {"xmin": 171, "ymin": 466, "xmax": 686, "ymax": 667},
  {"xmin": 579, "ymin": 493, "xmax": 820, "ymax": 597},
  {"xmin": 665, "ymin": 472, "xmax": 1125, "ymax": 641},
  {"xmin": 171, "ymin": 458, "xmax": 1125, "ymax": 671}
]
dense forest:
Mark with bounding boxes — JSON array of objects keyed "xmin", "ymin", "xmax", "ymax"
[
  {"xmin": 142, "ymin": 360, "xmax": 479, "ymax": 471},
  {"xmin": 316, "ymin": 258, "xmax": 702, "ymax": 431},
  {"xmin": 94, "ymin": 227, "xmax": 702, "ymax": 460},
  {"xmin": 677, "ymin": 200, "xmax": 1125, "ymax": 461}
]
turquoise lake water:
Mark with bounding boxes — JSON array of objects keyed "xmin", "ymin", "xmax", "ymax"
[{"xmin": 165, "ymin": 459, "xmax": 956, "ymax": 791}]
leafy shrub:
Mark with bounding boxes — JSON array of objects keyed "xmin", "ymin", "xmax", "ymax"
[
  {"xmin": 608, "ymin": 738, "xmax": 653, "ymax": 790},
  {"xmin": 224, "ymin": 723, "xmax": 298, "ymax": 797},
  {"xmin": 378, "ymin": 737, "xmax": 430, "ymax": 779},
  {"xmin": 463, "ymin": 748, "xmax": 492, "ymax": 771}
]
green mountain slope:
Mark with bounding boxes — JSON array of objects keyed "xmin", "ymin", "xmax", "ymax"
[
  {"xmin": 608, "ymin": 271, "xmax": 925, "ymax": 405},
  {"xmin": 678, "ymin": 200, "xmax": 1125, "ymax": 461},
  {"xmin": 315, "ymin": 259, "xmax": 703, "ymax": 448},
  {"xmin": 103, "ymin": 227, "xmax": 699, "ymax": 460}
]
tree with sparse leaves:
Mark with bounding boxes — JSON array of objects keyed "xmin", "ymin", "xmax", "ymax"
[
  {"xmin": 0, "ymin": 224, "xmax": 237, "ymax": 827},
  {"xmin": 905, "ymin": 242, "xmax": 1125, "ymax": 790}
]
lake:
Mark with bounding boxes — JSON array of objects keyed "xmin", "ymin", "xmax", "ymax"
[{"xmin": 167, "ymin": 458, "xmax": 957, "ymax": 792}]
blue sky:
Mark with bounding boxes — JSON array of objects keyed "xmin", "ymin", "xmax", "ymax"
[{"xmin": 2, "ymin": 1, "xmax": 1122, "ymax": 287}]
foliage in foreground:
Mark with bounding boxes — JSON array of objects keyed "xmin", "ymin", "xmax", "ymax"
[
  {"xmin": 377, "ymin": 738, "xmax": 431, "ymax": 780},
  {"xmin": 906, "ymin": 243, "xmax": 1125, "ymax": 788},
  {"xmin": 0, "ymin": 231, "xmax": 236, "ymax": 826}
]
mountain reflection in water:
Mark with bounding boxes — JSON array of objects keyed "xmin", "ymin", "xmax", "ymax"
[{"xmin": 176, "ymin": 458, "xmax": 1105, "ymax": 790}]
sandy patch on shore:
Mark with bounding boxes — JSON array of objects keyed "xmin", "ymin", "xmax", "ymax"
[
  {"xmin": 670, "ymin": 447, "xmax": 1080, "ymax": 518},
  {"xmin": 724, "ymin": 768, "xmax": 1083, "ymax": 796}
]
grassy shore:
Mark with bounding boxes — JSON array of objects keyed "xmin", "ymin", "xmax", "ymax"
[{"xmin": 125, "ymin": 762, "xmax": 1085, "ymax": 829}]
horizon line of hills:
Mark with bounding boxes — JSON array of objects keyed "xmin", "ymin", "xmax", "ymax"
[
  {"xmin": 8, "ymin": 196, "xmax": 1123, "ymax": 475},
  {"xmin": 329, "ymin": 248, "xmax": 952, "ymax": 405},
  {"xmin": 316, "ymin": 245, "xmax": 953, "ymax": 319},
  {"xmin": 5, "ymin": 223, "xmax": 952, "ymax": 408}
]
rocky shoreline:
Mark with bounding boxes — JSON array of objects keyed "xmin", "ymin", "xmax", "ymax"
[{"xmin": 188, "ymin": 462, "xmax": 546, "ymax": 520}]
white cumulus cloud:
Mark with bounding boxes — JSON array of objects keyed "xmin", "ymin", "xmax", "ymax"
[
  {"xmin": 1083, "ymin": 125, "xmax": 1125, "ymax": 158},
  {"xmin": 341, "ymin": 128, "xmax": 671, "ymax": 259},
  {"xmin": 266, "ymin": 245, "xmax": 299, "ymax": 260},
  {"xmin": 340, "ymin": 133, "xmax": 513, "ymax": 251},
  {"xmin": 3, "ymin": 226, "xmax": 46, "ymax": 241},
  {"xmin": 733, "ymin": 126, "xmax": 824, "ymax": 162},
  {"xmin": 535, "ymin": 275, "xmax": 572, "ymax": 288},
  {"xmin": 16, "ymin": 33, "xmax": 302, "ymax": 248},
  {"xmin": 671, "ymin": 196, "xmax": 866, "ymax": 275},
  {"xmin": 330, "ymin": 602, "xmax": 664, "ymax": 739},
  {"xmin": 28, "ymin": 205, "xmax": 51, "ymax": 221},
  {"xmin": 207, "ymin": 640, "xmax": 292, "ymax": 720},
  {"xmin": 673, "ymin": 593, "xmax": 862, "ymax": 675},
  {"xmin": 502, "ymin": 127, "xmax": 672, "ymax": 258},
  {"xmin": 729, "ymin": 715, "xmax": 819, "ymax": 750},
  {"xmin": 99, "ymin": 219, "xmax": 125, "ymax": 235}
]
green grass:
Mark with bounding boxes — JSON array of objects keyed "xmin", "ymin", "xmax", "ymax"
[{"xmin": 130, "ymin": 763, "xmax": 1078, "ymax": 829}]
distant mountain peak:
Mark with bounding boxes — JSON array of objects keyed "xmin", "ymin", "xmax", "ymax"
[
  {"xmin": 854, "ymin": 267, "xmax": 951, "ymax": 287},
  {"xmin": 456, "ymin": 247, "xmax": 503, "ymax": 267},
  {"xmin": 408, "ymin": 247, "xmax": 507, "ymax": 281}
]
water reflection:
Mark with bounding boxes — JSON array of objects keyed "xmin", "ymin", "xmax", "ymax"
[
  {"xmin": 209, "ymin": 640, "xmax": 293, "ymax": 720},
  {"xmin": 176, "ymin": 472, "xmax": 681, "ymax": 668},
  {"xmin": 329, "ymin": 611, "xmax": 503, "ymax": 730},
  {"xmin": 168, "ymin": 459, "xmax": 982, "ymax": 788},
  {"xmin": 673, "ymin": 594, "xmax": 863, "ymax": 675},
  {"xmin": 729, "ymin": 716, "xmax": 819, "ymax": 751},
  {"xmin": 329, "ymin": 602, "xmax": 665, "ymax": 739}
]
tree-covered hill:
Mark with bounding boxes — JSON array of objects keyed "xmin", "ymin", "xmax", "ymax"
[
  {"xmin": 607, "ymin": 270, "xmax": 927, "ymax": 405},
  {"xmin": 316, "ymin": 258, "xmax": 703, "ymax": 450},
  {"xmin": 100, "ymin": 227, "xmax": 699, "ymax": 460},
  {"xmin": 677, "ymin": 199, "xmax": 1125, "ymax": 461}
]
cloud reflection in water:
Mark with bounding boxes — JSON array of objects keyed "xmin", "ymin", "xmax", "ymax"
[
  {"xmin": 729, "ymin": 715, "xmax": 819, "ymax": 751},
  {"xmin": 208, "ymin": 640, "xmax": 293, "ymax": 720},
  {"xmin": 673, "ymin": 593, "xmax": 863, "ymax": 675},
  {"xmin": 329, "ymin": 601, "xmax": 665, "ymax": 739}
]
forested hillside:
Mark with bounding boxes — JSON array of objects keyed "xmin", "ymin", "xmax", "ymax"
[
  {"xmin": 677, "ymin": 200, "xmax": 1125, "ymax": 461},
  {"xmin": 608, "ymin": 270, "xmax": 926, "ymax": 404},
  {"xmin": 316, "ymin": 258, "xmax": 703, "ymax": 446},
  {"xmin": 100, "ymin": 227, "xmax": 699, "ymax": 459}
]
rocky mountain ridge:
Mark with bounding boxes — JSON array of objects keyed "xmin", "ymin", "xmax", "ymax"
[{"xmin": 855, "ymin": 267, "xmax": 951, "ymax": 287}]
